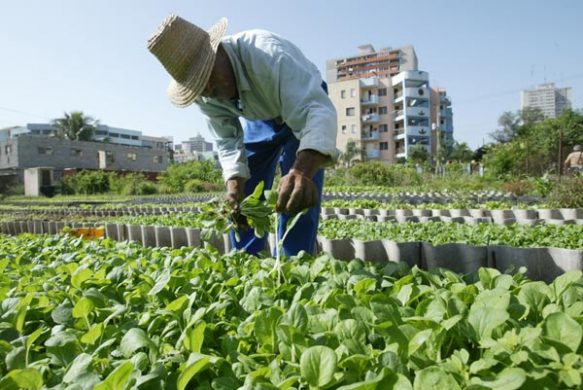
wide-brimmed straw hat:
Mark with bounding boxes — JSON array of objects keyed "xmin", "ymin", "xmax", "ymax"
[{"xmin": 147, "ymin": 15, "xmax": 228, "ymax": 107}]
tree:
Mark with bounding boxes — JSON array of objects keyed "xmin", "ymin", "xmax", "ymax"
[
  {"xmin": 340, "ymin": 139, "xmax": 363, "ymax": 167},
  {"xmin": 489, "ymin": 111, "xmax": 520, "ymax": 143},
  {"xmin": 408, "ymin": 145, "xmax": 429, "ymax": 164},
  {"xmin": 450, "ymin": 142, "xmax": 474, "ymax": 163},
  {"xmin": 52, "ymin": 111, "xmax": 97, "ymax": 141},
  {"xmin": 519, "ymin": 107, "xmax": 545, "ymax": 125}
]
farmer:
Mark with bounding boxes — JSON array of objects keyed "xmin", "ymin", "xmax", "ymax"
[
  {"xmin": 147, "ymin": 16, "xmax": 338, "ymax": 256},
  {"xmin": 564, "ymin": 145, "xmax": 583, "ymax": 174}
]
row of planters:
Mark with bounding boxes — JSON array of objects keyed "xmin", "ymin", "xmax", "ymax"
[
  {"xmin": 318, "ymin": 220, "xmax": 583, "ymax": 283},
  {"xmin": 322, "ymin": 207, "xmax": 583, "ymax": 226},
  {"xmin": 3, "ymin": 217, "xmax": 583, "ymax": 282},
  {"xmin": 1, "ymin": 233, "xmax": 583, "ymax": 388}
]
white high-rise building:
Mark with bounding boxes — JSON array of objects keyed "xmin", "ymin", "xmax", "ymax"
[
  {"xmin": 327, "ymin": 45, "xmax": 453, "ymax": 161},
  {"xmin": 521, "ymin": 83, "xmax": 572, "ymax": 119}
]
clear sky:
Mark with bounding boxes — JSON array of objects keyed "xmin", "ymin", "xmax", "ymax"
[{"xmin": 1, "ymin": 0, "xmax": 582, "ymax": 149}]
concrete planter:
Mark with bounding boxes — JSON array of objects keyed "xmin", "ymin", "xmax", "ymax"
[
  {"xmin": 545, "ymin": 219, "xmax": 575, "ymax": 226},
  {"xmin": 127, "ymin": 224, "xmax": 142, "ymax": 242},
  {"xmin": 546, "ymin": 247, "xmax": 583, "ymax": 280},
  {"xmin": 26, "ymin": 221, "xmax": 34, "ymax": 233},
  {"xmin": 363, "ymin": 208, "xmax": 379, "ymax": 217},
  {"xmin": 512, "ymin": 209, "xmax": 537, "ymax": 220},
  {"xmin": 439, "ymin": 216, "xmax": 466, "ymax": 224},
  {"xmin": 203, "ymin": 232, "xmax": 230, "ymax": 254},
  {"xmin": 353, "ymin": 239, "xmax": 387, "ymax": 262},
  {"xmin": 464, "ymin": 217, "xmax": 492, "ymax": 225},
  {"xmin": 515, "ymin": 218, "xmax": 542, "ymax": 226},
  {"xmin": 56, "ymin": 222, "xmax": 66, "ymax": 233},
  {"xmin": 116, "ymin": 224, "xmax": 127, "ymax": 241},
  {"xmin": 33, "ymin": 221, "xmax": 44, "ymax": 234},
  {"xmin": 395, "ymin": 209, "xmax": 413, "ymax": 218},
  {"xmin": 560, "ymin": 209, "xmax": 583, "ymax": 220},
  {"xmin": 419, "ymin": 216, "xmax": 442, "ymax": 223},
  {"xmin": 317, "ymin": 236, "xmax": 354, "ymax": 261},
  {"xmin": 382, "ymin": 240, "xmax": 421, "ymax": 268},
  {"xmin": 488, "ymin": 245, "xmax": 551, "ymax": 282},
  {"xmin": 141, "ymin": 225, "xmax": 157, "ymax": 247},
  {"xmin": 322, "ymin": 214, "xmax": 338, "ymax": 221},
  {"xmin": 338, "ymin": 214, "xmax": 358, "ymax": 221},
  {"xmin": 449, "ymin": 209, "xmax": 470, "ymax": 218},
  {"xmin": 412, "ymin": 209, "xmax": 432, "ymax": 217},
  {"xmin": 334, "ymin": 208, "xmax": 349, "ymax": 215},
  {"xmin": 170, "ymin": 227, "xmax": 188, "ymax": 249},
  {"xmin": 395, "ymin": 215, "xmax": 419, "ymax": 224},
  {"xmin": 186, "ymin": 228, "xmax": 201, "ymax": 248},
  {"xmin": 490, "ymin": 210, "xmax": 515, "ymax": 221},
  {"xmin": 537, "ymin": 209, "xmax": 562, "ymax": 220},
  {"xmin": 105, "ymin": 224, "xmax": 119, "ymax": 240},
  {"xmin": 47, "ymin": 221, "xmax": 58, "ymax": 235},
  {"xmin": 469, "ymin": 209, "xmax": 490, "ymax": 218},
  {"xmin": 422, "ymin": 242, "xmax": 487, "ymax": 274},
  {"xmin": 349, "ymin": 208, "xmax": 364, "ymax": 216},
  {"xmin": 19, "ymin": 221, "xmax": 28, "ymax": 234},
  {"xmin": 378, "ymin": 209, "xmax": 396, "ymax": 218},
  {"xmin": 155, "ymin": 226, "xmax": 172, "ymax": 248},
  {"xmin": 377, "ymin": 215, "xmax": 397, "ymax": 223},
  {"xmin": 432, "ymin": 209, "xmax": 450, "ymax": 217}
]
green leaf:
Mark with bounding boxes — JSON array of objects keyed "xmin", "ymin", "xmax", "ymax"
[
  {"xmin": 184, "ymin": 321, "xmax": 206, "ymax": 353},
  {"xmin": 178, "ymin": 354, "xmax": 211, "ymax": 390},
  {"xmin": 94, "ymin": 360, "xmax": 134, "ymax": 390},
  {"xmin": 413, "ymin": 366, "xmax": 460, "ymax": 390},
  {"xmin": 166, "ymin": 295, "xmax": 189, "ymax": 312},
  {"xmin": 15, "ymin": 292, "xmax": 34, "ymax": 332},
  {"xmin": 300, "ymin": 345, "xmax": 338, "ymax": 388},
  {"xmin": 467, "ymin": 289, "xmax": 510, "ymax": 342},
  {"xmin": 81, "ymin": 322, "xmax": 104, "ymax": 345},
  {"xmin": 72, "ymin": 297, "xmax": 95, "ymax": 318},
  {"xmin": 0, "ymin": 368, "xmax": 43, "ymax": 390},
  {"xmin": 63, "ymin": 353, "xmax": 93, "ymax": 383},
  {"xmin": 149, "ymin": 270, "xmax": 171, "ymax": 295},
  {"xmin": 119, "ymin": 328, "xmax": 156, "ymax": 359},
  {"xmin": 71, "ymin": 268, "xmax": 93, "ymax": 289},
  {"xmin": 255, "ymin": 307, "xmax": 283, "ymax": 353},
  {"xmin": 543, "ymin": 312, "xmax": 583, "ymax": 352},
  {"xmin": 469, "ymin": 367, "xmax": 526, "ymax": 390},
  {"xmin": 551, "ymin": 271, "xmax": 582, "ymax": 301}
]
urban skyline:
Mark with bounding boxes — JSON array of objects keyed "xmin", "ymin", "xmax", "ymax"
[{"xmin": 1, "ymin": 1, "xmax": 582, "ymax": 150}]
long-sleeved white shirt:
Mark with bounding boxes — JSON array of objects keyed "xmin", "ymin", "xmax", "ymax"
[{"xmin": 195, "ymin": 29, "xmax": 339, "ymax": 181}]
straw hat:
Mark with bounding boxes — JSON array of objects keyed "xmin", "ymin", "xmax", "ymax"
[{"xmin": 147, "ymin": 15, "xmax": 228, "ymax": 107}]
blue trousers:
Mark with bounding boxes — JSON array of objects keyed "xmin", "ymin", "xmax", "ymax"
[{"xmin": 229, "ymin": 119, "xmax": 324, "ymax": 256}]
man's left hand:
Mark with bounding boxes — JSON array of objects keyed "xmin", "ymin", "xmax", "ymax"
[{"xmin": 276, "ymin": 169, "xmax": 318, "ymax": 214}]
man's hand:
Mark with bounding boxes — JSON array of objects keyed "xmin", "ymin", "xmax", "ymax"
[
  {"xmin": 276, "ymin": 149, "xmax": 329, "ymax": 214},
  {"xmin": 225, "ymin": 177, "xmax": 249, "ymax": 230},
  {"xmin": 276, "ymin": 170, "xmax": 318, "ymax": 214}
]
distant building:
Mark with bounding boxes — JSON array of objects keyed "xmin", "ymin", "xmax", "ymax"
[
  {"xmin": 327, "ymin": 45, "xmax": 453, "ymax": 162},
  {"xmin": 521, "ymin": 83, "xmax": 572, "ymax": 118},
  {"xmin": 181, "ymin": 133, "xmax": 214, "ymax": 153},
  {"xmin": 173, "ymin": 133, "xmax": 217, "ymax": 163},
  {"xmin": 0, "ymin": 123, "xmax": 173, "ymax": 190}
]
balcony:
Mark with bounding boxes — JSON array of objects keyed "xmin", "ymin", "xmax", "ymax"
[
  {"xmin": 391, "ymin": 70, "xmax": 429, "ymax": 86},
  {"xmin": 360, "ymin": 95, "xmax": 379, "ymax": 106},
  {"xmin": 406, "ymin": 125, "xmax": 430, "ymax": 136},
  {"xmin": 406, "ymin": 106, "xmax": 429, "ymax": 117},
  {"xmin": 359, "ymin": 77, "xmax": 379, "ymax": 88},
  {"xmin": 393, "ymin": 110, "xmax": 405, "ymax": 121},
  {"xmin": 366, "ymin": 149, "xmax": 380, "ymax": 159},
  {"xmin": 361, "ymin": 113, "xmax": 380, "ymax": 123},
  {"xmin": 361, "ymin": 131, "xmax": 379, "ymax": 141},
  {"xmin": 404, "ymin": 87, "xmax": 429, "ymax": 99},
  {"xmin": 393, "ymin": 130, "xmax": 405, "ymax": 140}
]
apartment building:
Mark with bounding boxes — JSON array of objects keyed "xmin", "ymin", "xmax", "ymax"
[
  {"xmin": 327, "ymin": 45, "xmax": 453, "ymax": 162},
  {"xmin": 521, "ymin": 83, "xmax": 572, "ymax": 119},
  {"xmin": 0, "ymin": 123, "xmax": 172, "ymax": 190}
]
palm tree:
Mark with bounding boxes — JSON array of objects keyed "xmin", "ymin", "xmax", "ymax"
[
  {"xmin": 340, "ymin": 139, "xmax": 363, "ymax": 167},
  {"xmin": 52, "ymin": 111, "xmax": 97, "ymax": 141}
]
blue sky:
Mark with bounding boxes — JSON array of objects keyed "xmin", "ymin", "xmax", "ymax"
[{"xmin": 1, "ymin": 0, "xmax": 582, "ymax": 149}]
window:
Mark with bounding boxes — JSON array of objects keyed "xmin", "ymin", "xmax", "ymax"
[
  {"xmin": 380, "ymin": 142, "xmax": 388, "ymax": 150},
  {"xmin": 341, "ymin": 125, "xmax": 347, "ymax": 134},
  {"xmin": 378, "ymin": 88, "xmax": 387, "ymax": 96},
  {"xmin": 350, "ymin": 88, "xmax": 356, "ymax": 97},
  {"xmin": 5, "ymin": 145, "xmax": 12, "ymax": 154},
  {"xmin": 379, "ymin": 107, "xmax": 388, "ymax": 115},
  {"xmin": 121, "ymin": 134, "xmax": 131, "ymax": 139},
  {"xmin": 128, "ymin": 153, "xmax": 137, "ymax": 161},
  {"xmin": 106, "ymin": 151, "xmax": 115, "ymax": 164},
  {"xmin": 109, "ymin": 132, "xmax": 119, "ymax": 138},
  {"xmin": 379, "ymin": 124, "xmax": 388, "ymax": 132},
  {"xmin": 38, "ymin": 146, "xmax": 53, "ymax": 155},
  {"xmin": 351, "ymin": 124, "xmax": 356, "ymax": 134},
  {"xmin": 131, "ymin": 135, "xmax": 139, "ymax": 140},
  {"xmin": 153, "ymin": 155, "xmax": 163, "ymax": 164},
  {"xmin": 70, "ymin": 148, "xmax": 82, "ymax": 157},
  {"xmin": 346, "ymin": 107, "xmax": 355, "ymax": 116},
  {"xmin": 341, "ymin": 90, "xmax": 346, "ymax": 99}
]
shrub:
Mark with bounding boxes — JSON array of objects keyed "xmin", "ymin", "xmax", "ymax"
[
  {"xmin": 547, "ymin": 177, "xmax": 583, "ymax": 208},
  {"xmin": 502, "ymin": 179, "xmax": 533, "ymax": 196},
  {"xmin": 63, "ymin": 170, "xmax": 113, "ymax": 194},
  {"xmin": 158, "ymin": 160, "xmax": 222, "ymax": 193}
]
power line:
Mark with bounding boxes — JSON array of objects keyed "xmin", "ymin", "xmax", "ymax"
[{"xmin": 0, "ymin": 106, "xmax": 52, "ymax": 121}]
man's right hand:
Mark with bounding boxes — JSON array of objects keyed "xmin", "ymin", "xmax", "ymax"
[{"xmin": 225, "ymin": 177, "xmax": 249, "ymax": 230}]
